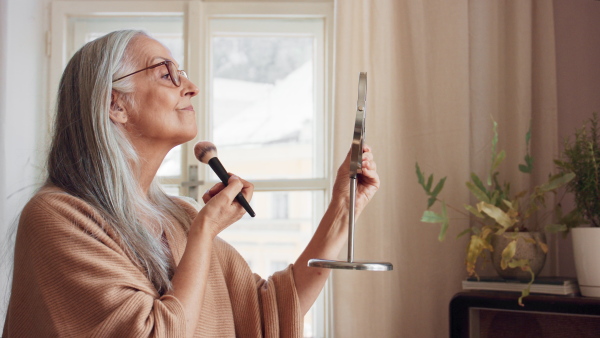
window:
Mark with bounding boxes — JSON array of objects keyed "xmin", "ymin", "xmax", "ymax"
[
  {"xmin": 272, "ymin": 192, "xmax": 289, "ymax": 219},
  {"xmin": 50, "ymin": 2, "xmax": 333, "ymax": 336}
]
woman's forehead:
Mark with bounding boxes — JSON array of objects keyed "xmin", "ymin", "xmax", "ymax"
[{"xmin": 132, "ymin": 36, "xmax": 176, "ymax": 67}]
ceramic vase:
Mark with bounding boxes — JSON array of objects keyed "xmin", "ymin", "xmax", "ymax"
[
  {"xmin": 490, "ymin": 232, "xmax": 546, "ymax": 280},
  {"xmin": 572, "ymin": 228, "xmax": 600, "ymax": 297}
]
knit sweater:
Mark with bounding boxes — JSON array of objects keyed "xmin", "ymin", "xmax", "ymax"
[{"xmin": 2, "ymin": 186, "xmax": 302, "ymax": 337}]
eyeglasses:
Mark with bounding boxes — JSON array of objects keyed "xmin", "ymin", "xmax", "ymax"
[{"xmin": 112, "ymin": 60, "xmax": 188, "ymax": 87}]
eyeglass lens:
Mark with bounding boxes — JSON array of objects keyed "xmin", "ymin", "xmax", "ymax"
[
  {"xmin": 166, "ymin": 61, "xmax": 189, "ymax": 87},
  {"xmin": 166, "ymin": 62, "xmax": 180, "ymax": 87}
]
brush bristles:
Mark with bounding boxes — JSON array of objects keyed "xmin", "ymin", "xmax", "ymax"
[{"xmin": 194, "ymin": 141, "xmax": 218, "ymax": 164}]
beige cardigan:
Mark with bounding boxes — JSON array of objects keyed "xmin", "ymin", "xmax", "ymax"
[{"xmin": 3, "ymin": 187, "xmax": 302, "ymax": 337}]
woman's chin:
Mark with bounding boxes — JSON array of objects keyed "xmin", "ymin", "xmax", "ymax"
[{"xmin": 178, "ymin": 128, "xmax": 198, "ymax": 145}]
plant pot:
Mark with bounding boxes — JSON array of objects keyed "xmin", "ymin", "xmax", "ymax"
[
  {"xmin": 572, "ymin": 228, "xmax": 600, "ymax": 297},
  {"xmin": 490, "ymin": 232, "xmax": 546, "ymax": 280}
]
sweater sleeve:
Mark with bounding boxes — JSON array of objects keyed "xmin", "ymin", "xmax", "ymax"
[
  {"xmin": 3, "ymin": 191, "xmax": 187, "ymax": 337},
  {"xmin": 257, "ymin": 265, "xmax": 304, "ymax": 338},
  {"xmin": 213, "ymin": 238, "xmax": 303, "ymax": 338}
]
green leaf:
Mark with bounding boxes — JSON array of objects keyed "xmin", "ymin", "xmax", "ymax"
[
  {"xmin": 491, "ymin": 150, "xmax": 506, "ymax": 172},
  {"xmin": 502, "ymin": 232, "xmax": 521, "ymax": 240},
  {"xmin": 519, "ymin": 125, "xmax": 534, "ymax": 174},
  {"xmin": 470, "ymin": 173, "xmax": 487, "ymax": 195},
  {"xmin": 466, "ymin": 235, "xmax": 493, "ymax": 275},
  {"xmin": 490, "ymin": 190, "xmax": 500, "ymax": 206},
  {"xmin": 516, "ymin": 264, "xmax": 534, "ymax": 306},
  {"xmin": 456, "ymin": 227, "xmax": 473, "ymax": 238},
  {"xmin": 438, "ymin": 202, "xmax": 449, "ymax": 242},
  {"xmin": 545, "ymin": 223, "xmax": 568, "ymax": 233},
  {"xmin": 488, "ymin": 120, "xmax": 499, "ymax": 185},
  {"xmin": 507, "ymin": 258, "xmax": 530, "ymax": 269},
  {"xmin": 526, "ymin": 154, "xmax": 533, "ymax": 167},
  {"xmin": 501, "ymin": 240, "xmax": 517, "ymax": 270},
  {"xmin": 477, "ymin": 202, "xmax": 516, "ymax": 229},
  {"xmin": 554, "ymin": 159, "xmax": 572, "ymax": 171},
  {"xmin": 431, "ymin": 177, "xmax": 447, "ymax": 198},
  {"xmin": 519, "ymin": 287, "xmax": 530, "ymax": 307},
  {"xmin": 466, "ymin": 182, "xmax": 491, "ymax": 204},
  {"xmin": 464, "ymin": 204, "xmax": 485, "ymax": 219},
  {"xmin": 538, "ymin": 172, "xmax": 576, "ymax": 193},
  {"xmin": 420, "ymin": 210, "xmax": 445, "ymax": 223},
  {"xmin": 492, "ymin": 120, "xmax": 499, "ymax": 150},
  {"xmin": 427, "ymin": 196, "xmax": 437, "ymax": 209},
  {"xmin": 538, "ymin": 241, "xmax": 548, "ymax": 254},
  {"xmin": 555, "ymin": 207, "xmax": 587, "ymax": 233},
  {"xmin": 518, "ymin": 164, "xmax": 531, "ymax": 173},
  {"xmin": 416, "ymin": 163, "xmax": 425, "ymax": 186},
  {"xmin": 425, "ymin": 174, "xmax": 433, "ymax": 192}
]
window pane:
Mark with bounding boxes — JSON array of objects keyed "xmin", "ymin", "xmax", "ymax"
[
  {"xmin": 161, "ymin": 184, "xmax": 181, "ymax": 196},
  {"xmin": 156, "ymin": 146, "xmax": 182, "ymax": 177},
  {"xmin": 211, "ymin": 36, "xmax": 316, "ymax": 180}
]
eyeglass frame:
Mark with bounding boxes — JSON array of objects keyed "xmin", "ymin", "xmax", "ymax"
[{"xmin": 112, "ymin": 60, "xmax": 188, "ymax": 87}]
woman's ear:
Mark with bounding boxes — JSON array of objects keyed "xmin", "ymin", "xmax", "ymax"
[{"xmin": 109, "ymin": 91, "xmax": 128, "ymax": 124}]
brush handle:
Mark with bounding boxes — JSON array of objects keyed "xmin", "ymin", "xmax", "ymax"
[{"xmin": 208, "ymin": 157, "xmax": 256, "ymax": 217}]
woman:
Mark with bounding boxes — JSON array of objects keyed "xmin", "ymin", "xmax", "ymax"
[{"xmin": 2, "ymin": 30, "xmax": 379, "ymax": 337}]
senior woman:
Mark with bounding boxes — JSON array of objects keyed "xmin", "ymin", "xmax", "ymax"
[{"xmin": 3, "ymin": 30, "xmax": 380, "ymax": 337}]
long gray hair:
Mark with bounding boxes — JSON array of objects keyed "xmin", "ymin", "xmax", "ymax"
[{"xmin": 47, "ymin": 30, "xmax": 191, "ymax": 294}]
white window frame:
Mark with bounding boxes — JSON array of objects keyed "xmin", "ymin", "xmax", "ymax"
[{"xmin": 49, "ymin": 1, "xmax": 334, "ymax": 337}]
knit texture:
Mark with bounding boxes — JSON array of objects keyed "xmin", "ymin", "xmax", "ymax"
[{"xmin": 3, "ymin": 186, "xmax": 302, "ymax": 337}]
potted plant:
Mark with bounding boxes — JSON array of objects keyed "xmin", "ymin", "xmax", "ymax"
[
  {"xmin": 554, "ymin": 112, "xmax": 600, "ymax": 297},
  {"xmin": 416, "ymin": 120, "xmax": 574, "ymax": 305}
]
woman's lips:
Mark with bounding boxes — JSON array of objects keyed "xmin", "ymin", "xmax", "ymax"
[{"xmin": 178, "ymin": 105, "xmax": 194, "ymax": 111}]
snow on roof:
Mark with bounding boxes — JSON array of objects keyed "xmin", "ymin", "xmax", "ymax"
[{"xmin": 213, "ymin": 61, "xmax": 314, "ymax": 147}]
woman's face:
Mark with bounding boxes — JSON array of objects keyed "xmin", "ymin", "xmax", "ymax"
[{"xmin": 121, "ymin": 36, "xmax": 199, "ymax": 151}]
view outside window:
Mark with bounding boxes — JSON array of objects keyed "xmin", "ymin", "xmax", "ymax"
[
  {"xmin": 210, "ymin": 35, "xmax": 318, "ymax": 276},
  {"xmin": 211, "ymin": 36, "xmax": 316, "ymax": 180}
]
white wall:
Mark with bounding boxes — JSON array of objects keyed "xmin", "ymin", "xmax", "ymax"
[
  {"xmin": 1, "ymin": 0, "xmax": 8, "ymax": 228},
  {"xmin": 1, "ymin": 0, "xmax": 50, "ymax": 330},
  {"xmin": 0, "ymin": 0, "xmax": 8, "ymax": 330}
]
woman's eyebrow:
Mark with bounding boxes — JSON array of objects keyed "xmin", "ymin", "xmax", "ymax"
[{"xmin": 150, "ymin": 56, "xmax": 179, "ymax": 69}]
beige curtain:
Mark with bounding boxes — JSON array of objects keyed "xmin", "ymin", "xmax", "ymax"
[{"xmin": 331, "ymin": 1, "xmax": 558, "ymax": 337}]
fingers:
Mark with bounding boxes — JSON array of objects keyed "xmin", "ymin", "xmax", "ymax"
[
  {"xmin": 202, "ymin": 175, "xmax": 254, "ymax": 206},
  {"xmin": 362, "ymin": 156, "xmax": 376, "ymax": 171},
  {"xmin": 202, "ymin": 182, "xmax": 224, "ymax": 203},
  {"xmin": 221, "ymin": 175, "xmax": 254, "ymax": 204},
  {"xmin": 361, "ymin": 144, "xmax": 376, "ymax": 172}
]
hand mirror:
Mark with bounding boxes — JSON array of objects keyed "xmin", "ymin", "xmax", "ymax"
[{"xmin": 308, "ymin": 73, "xmax": 393, "ymax": 271}]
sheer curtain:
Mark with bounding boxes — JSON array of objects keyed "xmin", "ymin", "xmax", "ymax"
[{"xmin": 331, "ymin": 1, "xmax": 558, "ymax": 336}]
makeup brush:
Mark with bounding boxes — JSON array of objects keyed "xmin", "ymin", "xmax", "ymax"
[{"xmin": 194, "ymin": 141, "xmax": 256, "ymax": 217}]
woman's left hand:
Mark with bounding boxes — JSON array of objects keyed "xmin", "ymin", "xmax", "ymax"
[{"xmin": 331, "ymin": 144, "xmax": 380, "ymax": 218}]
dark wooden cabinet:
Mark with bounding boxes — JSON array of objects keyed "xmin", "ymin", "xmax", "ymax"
[{"xmin": 450, "ymin": 291, "xmax": 600, "ymax": 338}]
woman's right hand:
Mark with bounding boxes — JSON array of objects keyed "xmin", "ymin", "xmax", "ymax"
[{"xmin": 193, "ymin": 175, "xmax": 254, "ymax": 239}]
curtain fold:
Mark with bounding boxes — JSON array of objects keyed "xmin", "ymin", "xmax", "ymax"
[{"xmin": 331, "ymin": 1, "xmax": 557, "ymax": 336}]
